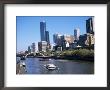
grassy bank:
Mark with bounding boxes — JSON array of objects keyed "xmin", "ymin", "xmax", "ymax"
[{"xmin": 51, "ymin": 49, "xmax": 94, "ymax": 61}]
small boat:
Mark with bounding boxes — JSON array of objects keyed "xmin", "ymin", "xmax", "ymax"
[
  {"xmin": 49, "ymin": 59, "xmax": 52, "ymax": 60},
  {"xmin": 44, "ymin": 64, "xmax": 58, "ymax": 70}
]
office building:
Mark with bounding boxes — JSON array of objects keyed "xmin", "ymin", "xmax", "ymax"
[
  {"xmin": 40, "ymin": 21, "xmax": 50, "ymax": 45},
  {"xmin": 31, "ymin": 43, "xmax": 36, "ymax": 53},
  {"xmin": 78, "ymin": 34, "xmax": 94, "ymax": 47},
  {"xmin": 53, "ymin": 34, "xmax": 64, "ymax": 46},
  {"xmin": 38, "ymin": 41, "xmax": 48, "ymax": 52},
  {"xmin": 28, "ymin": 46, "xmax": 31, "ymax": 53},
  {"xmin": 86, "ymin": 17, "xmax": 94, "ymax": 34},
  {"xmin": 45, "ymin": 30, "xmax": 50, "ymax": 44},
  {"xmin": 74, "ymin": 28, "xmax": 80, "ymax": 41},
  {"xmin": 53, "ymin": 34, "xmax": 58, "ymax": 44},
  {"xmin": 40, "ymin": 21, "xmax": 46, "ymax": 41}
]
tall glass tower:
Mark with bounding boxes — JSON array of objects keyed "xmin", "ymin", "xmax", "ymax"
[
  {"xmin": 40, "ymin": 21, "xmax": 46, "ymax": 41},
  {"xmin": 45, "ymin": 31, "xmax": 50, "ymax": 43},
  {"xmin": 86, "ymin": 17, "xmax": 94, "ymax": 34},
  {"xmin": 74, "ymin": 28, "xmax": 80, "ymax": 41}
]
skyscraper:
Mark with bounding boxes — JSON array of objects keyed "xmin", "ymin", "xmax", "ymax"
[
  {"xmin": 31, "ymin": 43, "xmax": 36, "ymax": 53},
  {"xmin": 40, "ymin": 21, "xmax": 46, "ymax": 41},
  {"xmin": 86, "ymin": 17, "xmax": 94, "ymax": 34},
  {"xmin": 45, "ymin": 31, "xmax": 50, "ymax": 43},
  {"xmin": 28, "ymin": 46, "xmax": 31, "ymax": 53},
  {"xmin": 40, "ymin": 21, "xmax": 50, "ymax": 44},
  {"xmin": 74, "ymin": 28, "xmax": 80, "ymax": 41},
  {"xmin": 53, "ymin": 34, "xmax": 58, "ymax": 44}
]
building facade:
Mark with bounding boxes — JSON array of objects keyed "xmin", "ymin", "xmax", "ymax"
[
  {"xmin": 53, "ymin": 34, "xmax": 58, "ymax": 44},
  {"xmin": 28, "ymin": 46, "xmax": 31, "ymax": 53},
  {"xmin": 78, "ymin": 34, "xmax": 94, "ymax": 47},
  {"xmin": 53, "ymin": 34, "xmax": 64, "ymax": 46},
  {"xmin": 64, "ymin": 35, "xmax": 74, "ymax": 44},
  {"xmin": 38, "ymin": 41, "xmax": 48, "ymax": 52},
  {"xmin": 53, "ymin": 34, "xmax": 75, "ymax": 50},
  {"xmin": 45, "ymin": 30, "xmax": 50, "ymax": 44},
  {"xmin": 74, "ymin": 28, "xmax": 80, "ymax": 41},
  {"xmin": 40, "ymin": 21, "xmax": 50, "ymax": 45},
  {"xmin": 40, "ymin": 21, "xmax": 46, "ymax": 41},
  {"xmin": 86, "ymin": 17, "xmax": 94, "ymax": 34},
  {"xmin": 31, "ymin": 43, "xmax": 36, "ymax": 53}
]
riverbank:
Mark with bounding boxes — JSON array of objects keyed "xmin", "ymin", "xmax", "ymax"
[
  {"xmin": 18, "ymin": 49, "xmax": 94, "ymax": 62},
  {"xmin": 51, "ymin": 55, "xmax": 94, "ymax": 62},
  {"xmin": 27, "ymin": 55, "xmax": 94, "ymax": 62},
  {"xmin": 16, "ymin": 62, "xmax": 27, "ymax": 74}
]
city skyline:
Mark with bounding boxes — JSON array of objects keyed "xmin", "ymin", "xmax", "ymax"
[{"xmin": 16, "ymin": 16, "xmax": 93, "ymax": 52}]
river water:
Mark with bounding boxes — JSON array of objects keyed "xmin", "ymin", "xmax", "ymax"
[{"xmin": 17, "ymin": 57, "xmax": 94, "ymax": 74}]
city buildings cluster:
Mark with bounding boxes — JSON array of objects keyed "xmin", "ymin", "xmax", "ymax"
[
  {"xmin": 37, "ymin": 17, "xmax": 94, "ymax": 52},
  {"xmin": 25, "ymin": 17, "xmax": 94, "ymax": 53},
  {"xmin": 27, "ymin": 43, "xmax": 36, "ymax": 53},
  {"xmin": 38, "ymin": 21, "xmax": 51, "ymax": 52}
]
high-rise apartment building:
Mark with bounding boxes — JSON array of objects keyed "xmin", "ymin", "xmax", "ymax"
[
  {"xmin": 86, "ymin": 17, "xmax": 94, "ymax": 34},
  {"xmin": 45, "ymin": 30, "xmax": 50, "ymax": 44},
  {"xmin": 40, "ymin": 21, "xmax": 50, "ymax": 44},
  {"xmin": 40, "ymin": 21, "xmax": 46, "ymax": 41},
  {"xmin": 31, "ymin": 43, "xmax": 36, "ymax": 53},
  {"xmin": 74, "ymin": 28, "xmax": 80, "ymax": 41},
  {"xmin": 28, "ymin": 46, "xmax": 31, "ymax": 53}
]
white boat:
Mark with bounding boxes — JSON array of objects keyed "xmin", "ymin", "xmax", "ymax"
[
  {"xmin": 49, "ymin": 59, "xmax": 52, "ymax": 60},
  {"xmin": 44, "ymin": 64, "xmax": 58, "ymax": 70}
]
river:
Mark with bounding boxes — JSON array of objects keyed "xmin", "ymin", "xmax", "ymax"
[{"xmin": 17, "ymin": 57, "xmax": 94, "ymax": 74}]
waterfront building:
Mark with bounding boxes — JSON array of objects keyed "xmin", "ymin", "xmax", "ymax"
[
  {"xmin": 64, "ymin": 34, "xmax": 74, "ymax": 44},
  {"xmin": 31, "ymin": 43, "xmax": 36, "ymax": 53},
  {"xmin": 74, "ymin": 28, "xmax": 80, "ymax": 41},
  {"xmin": 86, "ymin": 17, "xmax": 94, "ymax": 34},
  {"xmin": 53, "ymin": 34, "xmax": 64, "ymax": 46},
  {"xmin": 40, "ymin": 21, "xmax": 46, "ymax": 41},
  {"xmin": 45, "ymin": 30, "xmax": 50, "ymax": 44},
  {"xmin": 53, "ymin": 34, "xmax": 74, "ymax": 50},
  {"xmin": 53, "ymin": 34, "xmax": 58, "ymax": 44},
  {"xmin": 78, "ymin": 34, "xmax": 94, "ymax": 47},
  {"xmin": 86, "ymin": 33, "xmax": 95, "ymax": 46},
  {"xmin": 40, "ymin": 21, "xmax": 50, "ymax": 45},
  {"xmin": 38, "ymin": 41, "xmax": 48, "ymax": 52},
  {"xmin": 28, "ymin": 46, "xmax": 31, "ymax": 53}
]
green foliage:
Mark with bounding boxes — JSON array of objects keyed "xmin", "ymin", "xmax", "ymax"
[
  {"xmin": 58, "ymin": 49, "xmax": 94, "ymax": 57},
  {"xmin": 37, "ymin": 49, "xmax": 94, "ymax": 59}
]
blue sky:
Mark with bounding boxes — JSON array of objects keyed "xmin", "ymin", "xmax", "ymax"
[{"xmin": 16, "ymin": 16, "xmax": 93, "ymax": 52}]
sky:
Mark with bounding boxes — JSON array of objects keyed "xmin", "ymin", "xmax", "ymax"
[{"xmin": 16, "ymin": 16, "xmax": 93, "ymax": 52}]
